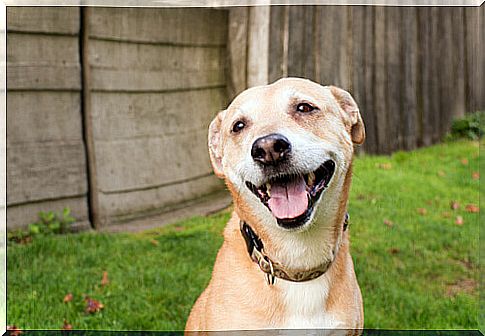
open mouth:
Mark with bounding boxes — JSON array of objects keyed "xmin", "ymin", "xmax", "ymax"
[{"xmin": 245, "ymin": 160, "xmax": 336, "ymax": 229}]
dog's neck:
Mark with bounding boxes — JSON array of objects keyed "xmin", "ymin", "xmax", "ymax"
[
  {"xmin": 247, "ymin": 209, "xmax": 347, "ymax": 273},
  {"xmin": 233, "ymin": 165, "xmax": 353, "ymax": 274}
]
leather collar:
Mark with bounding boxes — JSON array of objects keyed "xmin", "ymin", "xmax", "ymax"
[{"xmin": 240, "ymin": 213, "xmax": 349, "ymax": 285}]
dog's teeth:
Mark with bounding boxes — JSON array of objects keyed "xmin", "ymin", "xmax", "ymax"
[
  {"xmin": 308, "ymin": 172, "xmax": 315, "ymax": 186},
  {"xmin": 266, "ymin": 183, "xmax": 271, "ymax": 196}
]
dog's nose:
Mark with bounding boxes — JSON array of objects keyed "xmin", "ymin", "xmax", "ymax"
[{"xmin": 251, "ymin": 133, "xmax": 291, "ymax": 165}]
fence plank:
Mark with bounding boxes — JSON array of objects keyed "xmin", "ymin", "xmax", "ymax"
[
  {"xmin": 247, "ymin": 6, "xmax": 270, "ymax": 87},
  {"xmin": 437, "ymin": 9, "xmax": 455, "ymax": 139},
  {"xmin": 269, "ymin": 6, "xmax": 288, "ymax": 82},
  {"xmin": 349, "ymin": 6, "xmax": 366, "ymax": 138},
  {"xmin": 362, "ymin": 7, "xmax": 377, "ymax": 153},
  {"xmin": 386, "ymin": 7, "xmax": 403, "ymax": 150},
  {"xmin": 7, "ymin": 7, "xmax": 80, "ymax": 35},
  {"xmin": 417, "ymin": 7, "xmax": 432, "ymax": 147},
  {"xmin": 428, "ymin": 7, "xmax": 442, "ymax": 143},
  {"xmin": 373, "ymin": 7, "xmax": 390, "ymax": 154},
  {"xmin": 464, "ymin": 7, "xmax": 481, "ymax": 112},
  {"xmin": 89, "ymin": 7, "xmax": 227, "ymax": 46},
  {"xmin": 481, "ymin": 6, "xmax": 485, "ymax": 110},
  {"xmin": 318, "ymin": 6, "xmax": 349, "ymax": 89},
  {"xmin": 339, "ymin": 7, "xmax": 351, "ymax": 90},
  {"xmin": 451, "ymin": 8, "xmax": 466, "ymax": 120},
  {"xmin": 287, "ymin": 6, "xmax": 315, "ymax": 80},
  {"xmin": 227, "ymin": 7, "xmax": 249, "ymax": 100},
  {"xmin": 401, "ymin": 7, "xmax": 418, "ymax": 150}
]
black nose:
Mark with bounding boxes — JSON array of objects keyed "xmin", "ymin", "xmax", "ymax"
[{"xmin": 251, "ymin": 133, "xmax": 291, "ymax": 165}]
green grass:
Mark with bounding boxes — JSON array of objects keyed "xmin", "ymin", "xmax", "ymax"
[{"xmin": 8, "ymin": 140, "xmax": 480, "ymax": 330}]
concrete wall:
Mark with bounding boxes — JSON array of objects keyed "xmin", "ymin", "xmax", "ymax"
[
  {"xmin": 6, "ymin": 7, "xmax": 229, "ymax": 230},
  {"xmin": 85, "ymin": 8, "xmax": 228, "ymax": 226},
  {"xmin": 7, "ymin": 7, "xmax": 90, "ymax": 229}
]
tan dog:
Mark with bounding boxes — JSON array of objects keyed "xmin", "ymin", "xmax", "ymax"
[{"xmin": 186, "ymin": 78, "xmax": 365, "ymax": 332}]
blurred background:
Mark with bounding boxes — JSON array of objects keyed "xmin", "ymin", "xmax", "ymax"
[
  {"xmin": 6, "ymin": 6, "xmax": 483, "ymax": 232},
  {"xmin": 5, "ymin": 5, "xmax": 484, "ymax": 331}
]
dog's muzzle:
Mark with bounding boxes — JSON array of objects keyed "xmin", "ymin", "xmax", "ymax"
[{"xmin": 246, "ymin": 159, "xmax": 336, "ymax": 229}]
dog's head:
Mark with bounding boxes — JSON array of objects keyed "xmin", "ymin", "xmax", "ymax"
[{"xmin": 209, "ymin": 78, "xmax": 365, "ymax": 232}]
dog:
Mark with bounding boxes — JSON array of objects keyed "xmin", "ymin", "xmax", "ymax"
[{"xmin": 185, "ymin": 78, "xmax": 365, "ymax": 332}]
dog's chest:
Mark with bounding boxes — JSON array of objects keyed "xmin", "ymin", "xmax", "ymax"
[{"xmin": 276, "ymin": 277, "xmax": 344, "ymax": 329}]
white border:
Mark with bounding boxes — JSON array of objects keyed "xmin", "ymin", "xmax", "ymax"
[
  {"xmin": 3, "ymin": 0, "xmax": 485, "ymax": 6},
  {"xmin": 0, "ymin": 1, "xmax": 482, "ymax": 334},
  {"xmin": 0, "ymin": 1, "xmax": 6, "ymax": 334}
]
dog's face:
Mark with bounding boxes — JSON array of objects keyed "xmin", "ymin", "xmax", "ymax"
[{"xmin": 209, "ymin": 78, "xmax": 365, "ymax": 231}]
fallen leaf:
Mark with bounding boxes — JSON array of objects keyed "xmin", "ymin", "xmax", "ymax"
[
  {"xmin": 459, "ymin": 258, "xmax": 474, "ymax": 270},
  {"xmin": 84, "ymin": 296, "xmax": 104, "ymax": 314},
  {"xmin": 388, "ymin": 248, "xmax": 400, "ymax": 255},
  {"xmin": 455, "ymin": 216, "xmax": 464, "ymax": 225},
  {"xmin": 437, "ymin": 170, "xmax": 446, "ymax": 177},
  {"xmin": 446, "ymin": 278, "xmax": 476, "ymax": 297},
  {"xmin": 63, "ymin": 293, "xmax": 73, "ymax": 303},
  {"xmin": 442, "ymin": 211, "xmax": 452, "ymax": 218},
  {"xmin": 461, "ymin": 158, "xmax": 469, "ymax": 165},
  {"xmin": 150, "ymin": 239, "xmax": 159, "ymax": 246},
  {"xmin": 465, "ymin": 204, "xmax": 479, "ymax": 213},
  {"xmin": 101, "ymin": 271, "xmax": 109, "ymax": 287},
  {"xmin": 472, "ymin": 171, "xmax": 479, "ymax": 180},
  {"xmin": 417, "ymin": 208, "xmax": 427, "ymax": 215},
  {"xmin": 383, "ymin": 219, "xmax": 394, "ymax": 227},
  {"xmin": 450, "ymin": 201, "xmax": 460, "ymax": 210},
  {"xmin": 62, "ymin": 320, "xmax": 73, "ymax": 330},
  {"xmin": 7, "ymin": 326, "xmax": 22, "ymax": 336},
  {"xmin": 377, "ymin": 163, "xmax": 392, "ymax": 170},
  {"xmin": 15, "ymin": 236, "xmax": 32, "ymax": 245}
]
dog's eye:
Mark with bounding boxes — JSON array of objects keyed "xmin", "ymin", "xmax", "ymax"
[
  {"xmin": 296, "ymin": 103, "xmax": 315, "ymax": 113},
  {"xmin": 232, "ymin": 120, "xmax": 246, "ymax": 133}
]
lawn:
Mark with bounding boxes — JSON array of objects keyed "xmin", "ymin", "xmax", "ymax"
[{"xmin": 7, "ymin": 140, "xmax": 480, "ymax": 331}]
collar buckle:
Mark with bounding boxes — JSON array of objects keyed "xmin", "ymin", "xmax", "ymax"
[{"xmin": 263, "ymin": 256, "xmax": 276, "ymax": 285}]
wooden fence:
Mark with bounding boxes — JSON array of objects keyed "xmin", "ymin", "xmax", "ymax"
[
  {"xmin": 6, "ymin": 6, "xmax": 483, "ymax": 230},
  {"xmin": 228, "ymin": 6, "xmax": 484, "ymax": 154}
]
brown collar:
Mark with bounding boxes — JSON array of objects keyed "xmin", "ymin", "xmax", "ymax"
[{"xmin": 240, "ymin": 213, "xmax": 349, "ymax": 285}]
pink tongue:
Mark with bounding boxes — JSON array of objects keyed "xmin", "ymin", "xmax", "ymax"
[{"xmin": 267, "ymin": 177, "xmax": 308, "ymax": 219}]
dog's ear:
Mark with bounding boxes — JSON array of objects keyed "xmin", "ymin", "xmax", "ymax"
[
  {"xmin": 208, "ymin": 110, "xmax": 227, "ymax": 178},
  {"xmin": 328, "ymin": 86, "xmax": 365, "ymax": 145}
]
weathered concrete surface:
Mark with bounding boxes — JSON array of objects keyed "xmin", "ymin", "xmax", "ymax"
[
  {"xmin": 7, "ymin": 7, "xmax": 80, "ymax": 35},
  {"xmin": 101, "ymin": 190, "xmax": 231, "ymax": 233},
  {"xmin": 88, "ymin": 39, "xmax": 225, "ymax": 92},
  {"xmin": 87, "ymin": 7, "xmax": 229, "ymax": 227},
  {"xmin": 7, "ymin": 196, "xmax": 90, "ymax": 231},
  {"xmin": 7, "ymin": 33, "xmax": 81, "ymax": 90},
  {"xmin": 7, "ymin": 7, "xmax": 229, "ymax": 230},
  {"xmin": 6, "ymin": 7, "xmax": 89, "ymax": 230},
  {"xmin": 89, "ymin": 7, "xmax": 227, "ymax": 46}
]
